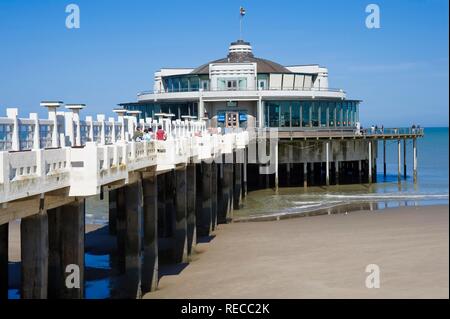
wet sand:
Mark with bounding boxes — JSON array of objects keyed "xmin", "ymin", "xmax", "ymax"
[{"xmin": 146, "ymin": 205, "xmax": 449, "ymax": 299}]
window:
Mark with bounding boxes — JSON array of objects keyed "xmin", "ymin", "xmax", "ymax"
[
  {"xmin": 320, "ymin": 102, "xmax": 327, "ymax": 127},
  {"xmin": 336, "ymin": 102, "xmax": 342, "ymax": 126},
  {"xmin": 302, "ymin": 101, "xmax": 311, "ymax": 127},
  {"xmin": 227, "ymin": 80, "xmax": 237, "ymax": 90},
  {"xmin": 266, "ymin": 102, "xmax": 280, "ymax": 127},
  {"xmin": 201, "ymin": 80, "xmax": 209, "ymax": 91},
  {"xmin": 311, "ymin": 102, "xmax": 319, "ymax": 127},
  {"xmin": 328, "ymin": 102, "xmax": 336, "ymax": 127},
  {"xmin": 280, "ymin": 102, "xmax": 290, "ymax": 127},
  {"xmin": 291, "ymin": 102, "xmax": 300, "ymax": 127}
]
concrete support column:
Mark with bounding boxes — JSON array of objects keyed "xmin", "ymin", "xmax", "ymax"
[
  {"xmin": 368, "ymin": 141, "xmax": 373, "ymax": 183},
  {"xmin": 358, "ymin": 160, "xmax": 363, "ymax": 183},
  {"xmin": 274, "ymin": 144, "xmax": 279, "ymax": 191},
  {"xmin": 335, "ymin": 161, "xmax": 340, "ymax": 185},
  {"xmin": 108, "ymin": 189, "xmax": 117, "ymax": 235},
  {"xmin": 142, "ymin": 173, "xmax": 158, "ymax": 293},
  {"xmin": 173, "ymin": 167, "xmax": 188, "ymax": 264},
  {"xmin": 198, "ymin": 162, "xmax": 212, "ymax": 236},
  {"xmin": 403, "ymin": 139, "xmax": 407, "ymax": 179},
  {"xmin": 233, "ymin": 151, "xmax": 243, "ymax": 210},
  {"xmin": 303, "ymin": 162, "xmax": 308, "ymax": 188},
  {"xmin": 413, "ymin": 138, "xmax": 418, "ymax": 183},
  {"xmin": 48, "ymin": 200, "xmax": 85, "ymax": 299},
  {"xmin": 223, "ymin": 153, "xmax": 234, "ymax": 221},
  {"xmin": 157, "ymin": 174, "xmax": 167, "ymax": 238},
  {"xmin": 397, "ymin": 139, "xmax": 401, "ymax": 183},
  {"xmin": 0, "ymin": 223, "xmax": 8, "ymax": 300},
  {"xmin": 21, "ymin": 208, "xmax": 48, "ymax": 299},
  {"xmin": 211, "ymin": 161, "xmax": 218, "ymax": 230},
  {"xmin": 186, "ymin": 164, "xmax": 197, "ymax": 255},
  {"xmin": 243, "ymin": 147, "xmax": 248, "ymax": 198},
  {"xmin": 383, "ymin": 140, "xmax": 387, "ymax": 177},
  {"xmin": 124, "ymin": 180, "xmax": 144, "ymax": 299},
  {"xmin": 310, "ymin": 163, "xmax": 315, "ymax": 186},
  {"xmin": 326, "ymin": 141, "xmax": 330, "ymax": 186},
  {"xmin": 116, "ymin": 187, "xmax": 126, "ymax": 274}
]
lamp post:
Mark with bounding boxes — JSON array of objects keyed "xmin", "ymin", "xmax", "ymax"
[
  {"xmin": 41, "ymin": 101, "xmax": 64, "ymax": 148},
  {"xmin": 66, "ymin": 104, "xmax": 85, "ymax": 147}
]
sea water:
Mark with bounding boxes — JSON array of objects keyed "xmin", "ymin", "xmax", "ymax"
[{"xmin": 234, "ymin": 127, "xmax": 449, "ymax": 220}]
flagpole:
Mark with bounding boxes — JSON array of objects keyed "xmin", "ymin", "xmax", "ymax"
[{"xmin": 240, "ymin": 14, "xmax": 242, "ymax": 40}]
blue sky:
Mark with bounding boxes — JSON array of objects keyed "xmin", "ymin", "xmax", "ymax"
[{"xmin": 0, "ymin": 0, "xmax": 448, "ymax": 127}]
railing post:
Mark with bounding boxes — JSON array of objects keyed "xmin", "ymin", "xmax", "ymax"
[
  {"xmin": 41, "ymin": 101, "xmax": 63, "ymax": 148},
  {"xmin": 97, "ymin": 114, "xmax": 106, "ymax": 145},
  {"xmin": 109, "ymin": 117, "xmax": 116, "ymax": 143},
  {"xmin": 113, "ymin": 109, "xmax": 128, "ymax": 142},
  {"xmin": 30, "ymin": 113, "xmax": 41, "ymax": 150},
  {"xmin": 6, "ymin": 108, "xmax": 20, "ymax": 151},
  {"xmin": 127, "ymin": 111, "xmax": 141, "ymax": 140},
  {"xmin": 85, "ymin": 116, "xmax": 94, "ymax": 142}
]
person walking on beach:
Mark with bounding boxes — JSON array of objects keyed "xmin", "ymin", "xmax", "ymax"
[
  {"xmin": 156, "ymin": 125, "xmax": 167, "ymax": 141},
  {"xmin": 133, "ymin": 126, "xmax": 143, "ymax": 141}
]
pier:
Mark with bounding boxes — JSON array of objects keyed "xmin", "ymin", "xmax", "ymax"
[{"xmin": 0, "ymin": 103, "xmax": 423, "ymax": 299}]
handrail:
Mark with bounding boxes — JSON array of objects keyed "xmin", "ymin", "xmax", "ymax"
[{"xmin": 138, "ymin": 86, "xmax": 346, "ymax": 96}]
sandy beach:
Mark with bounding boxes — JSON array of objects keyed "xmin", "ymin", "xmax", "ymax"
[
  {"xmin": 7, "ymin": 205, "xmax": 448, "ymax": 299},
  {"xmin": 146, "ymin": 205, "xmax": 449, "ymax": 299}
]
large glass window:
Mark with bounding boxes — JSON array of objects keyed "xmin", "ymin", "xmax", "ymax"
[
  {"xmin": 328, "ymin": 102, "xmax": 335, "ymax": 127},
  {"xmin": 311, "ymin": 102, "xmax": 319, "ymax": 127},
  {"xmin": 291, "ymin": 102, "xmax": 300, "ymax": 127},
  {"xmin": 266, "ymin": 102, "xmax": 280, "ymax": 127},
  {"xmin": 302, "ymin": 101, "xmax": 311, "ymax": 127},
  {"xmin": 336, "ymin": 102, "xmax": 342, "ymax": 126},
  {"xmin": 189, "ymin": 77, "xmax": 199, "ymax": 91},
  {"xmin": 320, "ymin": 102, "xmax": 327, "ymax": 127},
  {"xmin": 280, "ymin": 102, "xmax": 290, "ymax": 127}
]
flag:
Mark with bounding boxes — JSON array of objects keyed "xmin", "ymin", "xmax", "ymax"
[{"xmin": 240, "ymin": 7, "xmax": 246, "ymax": 16}]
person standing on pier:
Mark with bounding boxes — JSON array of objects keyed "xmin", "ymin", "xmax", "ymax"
[
  {"xmin": 133, "ymin": 126, "xmax": 143, "ymax": 141},
  {"xmin": 156, "ymin": 125, "xmax": 167, "ymax": 141}
]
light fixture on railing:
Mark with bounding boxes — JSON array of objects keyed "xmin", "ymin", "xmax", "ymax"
[
  {"xmin": 66, "ymin": 104, "xmax": 85, "ymax": 147},
  {"xmin": 41, "ymin": 101, "xmax": 64, "ymax": 148}
]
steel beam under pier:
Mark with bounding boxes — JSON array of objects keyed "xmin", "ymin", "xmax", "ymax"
[
  {"xmin": 21, "ymin": 208, "xmax": 48, "ymax": 299},
  {"xmin": 173, "ymin": 167, "xmax": 188, "ymax": 264},
  {"xmin": 142, "ymin": 173, "xmax": 158, "ymax": 293},
  {"xmin": 48, "ymin": 200, "xmax": 85, "ymax": 299},
  {"xmin": 0, "ymin": 223, "xmax": 8, "ymax": 300}
]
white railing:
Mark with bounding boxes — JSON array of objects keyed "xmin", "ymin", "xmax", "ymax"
[{"xmin": 0, "ymin": 104, "xmax": 246, "ymax": 204}]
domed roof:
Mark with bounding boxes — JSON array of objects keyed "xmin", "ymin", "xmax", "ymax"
[{"xmin": 191, "ymin": 40, "xmax": 292, "ymax": 75}]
